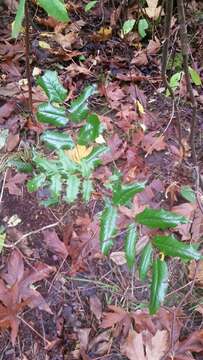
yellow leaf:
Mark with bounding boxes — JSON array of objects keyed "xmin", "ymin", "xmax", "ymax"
[
  {"xmin": 66, "ymin": 144, "xmax": 93, "ymax": 163},
  {"xmin": 135, "ymin": 100, "xmax": 145, "ymax": 116},
  {"xmin": 97, "ymin": 26, "xmax": 112, "ymax": 41},
  {"xmin": 39, "ymin": 41, "xmax": 51, "ymax": 49}
]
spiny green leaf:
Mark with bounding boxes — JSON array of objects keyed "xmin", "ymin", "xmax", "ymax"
[
  {"xmin": 82, "ymin": 179, "xmax": 93, "ymax": 202},
  {"xmin": 50, "ymin": 174, "xmax": 62, "ymax": 198},
  {"xmin": 84, "ymin": 145, "xmax": 108, "ymax": 166},
  {"xmin": 152, "ymin": 235, "xmax": 202, "ymax": 261},
  {"xmin": 65, "ymin": 175, "xmax": 80, "ymax": 203},
  {"xmin": 27, "ymin": 174, "xmax": 46, "ymax": 192},
  {"xmin": 99, "ymin": 205, "xmax": 117, "ymax": 256},
  {"xmin": 85, "ymin": 0, "xmax": 97, "ymax": 12},
  {"xmin": 136, "ymin": 208, "xmax": 188, "ymax": 229},
  {"xmin": 180, "ymin": 185, "xmax": 196, "ymax": 203},
  {"xmin": 12, "ymin": 0, "xmax": 25, "ymax": 38},
  {"xmin": 78, "ymin": 114, "xmax": 100, "ymax": 146},
  {"xmin": 41, "ymin": 131, "xmax": 74, "ymax": 150},
  {"xmin": 149, "ymin": 259, "xmax": 168, "ymax": 315},
  {"xmin": 122, "ymin": 19, "xmax": 136, "ymax": 35},
  {"xmin": 124, "ymin": 224, "xmax": 137, "ymax": 269},
  {"xmin": 37, "ymin": 0, "xmax": 69, "ymax": 22},
  {"xmin": 139, "ymin": 242, "xmax": 153, "ymax": 281},
  {"xmin": 189, "ymin": 67, "xmax": 202, "ymax": 86},
  {"xmin": 112, "ymin": 182, "xmax": 145, "ymax": 206},
  {"xmin": 68, "ymin": 85, "xmax": 97, "ymax": 122},
  {"xmin": 37, "ymin": 103, "xmax": 68, "ymax": 126},
  {"xmin": 58, "ymin": 150, "xmax": 79, "ymax": 173},
  {"xmin": 138, "ymin": 18, "xmax": 149, "ymax": 38},
  {"xmin": 8, "ymin": 159, "xmax": 33, "ymax": 173},
  {"xmin": 33, "ymin": 155, "xmax": 58, "ymax": 175},
  {"xmin": 37, "ymin": 70, "xmax": 67, "ymax": 103}
]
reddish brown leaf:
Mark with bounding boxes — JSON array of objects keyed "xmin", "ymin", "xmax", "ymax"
[
  {"xmin": 5, "ymin": 172, "xmax": 28, "ymax": 196},
  {"xmin": 43, "ymin": 229, "xmax": 68, "ymax": 259},
  {"xmin": 141, "ymin": 132, "xmax": 167, "ymax": 155},
  {"xmin": 6, "ymin": 132, "xmax": 20, "ymax": 152},
  {"xmin": 102, "ymin": 134, "xmax": 126, "ymax": 165}
]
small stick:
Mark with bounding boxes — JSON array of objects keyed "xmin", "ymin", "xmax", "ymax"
[{"xmin": 24, "ymin": 0, "xmax": 33, "ymax": 117}]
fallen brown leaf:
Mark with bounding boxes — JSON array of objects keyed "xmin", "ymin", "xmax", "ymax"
[
  {"xmin": 42, "ymin": 229, "xmax": 68, "ymax": 259},
  {"xmin": 5, "ymin": 172, "xmax": 28, "ymax": 196},
  {"xmin": 89, "ymin": 295, "xmax": 102, "ymax": 321}
]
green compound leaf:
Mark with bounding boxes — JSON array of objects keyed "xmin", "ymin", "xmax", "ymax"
[
  {"xmin": 50, "ymin": 174, "xmax": 62, "ymax": 198},
  {"xmin": 180, "ymin": 185, "xmax": 196, "ymax": 203},
  {"xmin": 136, "ymin": 208, "xmax": 188, "ymax": 229},
  {"xmin": 37, "ymin": 70, "xmax": 67, "ymax": 103},
  {"xmin": 33, "ymin": 155, "xmax": 59, "ymax": 175},
  {"xmin": 68, "ymin": 84, "xmax": 97, "ymax": 122},
  {"xmin": 41, "ymin": 131, "xmax": 74, "ymax": 150},
  {"xmin": 65, "ymin": 175, "xmax": 80, "ymax": 203},
  {"xmin": 122, "ymin": 19, "xmax": 136, "ymax": 35},
  {"xmin": 149, "ymin": 259, "xmax": 168, "ymax": 315},
  {"xmin": 138, "ymin": 18, "xmax": 149, "ymax": 38},
  {"xmin": 78, "ymin": 114, "xmax": 100, "ymax": 145},
  {"xmin": 112, "ymin": 182, "xmax": 145, "ymax": 206},
  {"xmin": 139, "ymin": 242, "xmax": 153, "ymax": 281},
  {"xmin": 85, "ymin": 0, "xmax": 97, "ymax": 12},
  {"xmin": 82, "ymin": 179, "xmax": 93, "ymax": 202},
  {"xmin": 27, "ymin": 174, "xmax": 46, "ymax": 192},
  {"xmin": 37, "ymin": 103, "xmax": 68, "ymax": 126},
  {"xmin": 58, "ymin": 150, "xmax": 79, "ymax": 173},
  {"xmin": 189, "ymin": 67, "xmax": 202, "ymax": 86},
  {"xmin": 12, "ymin": 0, "xmax": 25, "ymax": 38},
  {"xmin": 37, "ymin": 0, "xmax": 69, "ymax": 22},
  {"xmin": 124, "ymin": 224, "xmax": 137, "ymax": 269},
  {"xmin": 152, "ymin": 235, "xmax": 202, "ymax": 261},
  {"xmin": 99, "ymin": 205, "xmax": 117, "ymax": 256}
]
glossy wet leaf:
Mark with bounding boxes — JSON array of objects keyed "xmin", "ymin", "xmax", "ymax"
[
  {"xmin": 58, "ymin": 150, "xmax": 79, "ymax": 173},
  {"xmin": 84, "ymin": 145, "xmax": 108, "ymax": 165},
  {"xmin": 152, "ymin": 235, "xmax": 202, "ymax": 261},
  {"xmin": 100, "ymin": 205, "xmax": 117, "ymax": 256},
  {"xmin": 37, "ymin": 103, "xmax": 68, "ymax": 126},
  {"xmin": 78, "ymin": 114, "xmax": 100, "ymax": 145},
  {"xmin": 50, "ymin": 174, "xmax": 62, "ymax": 198},
  {"xmin": 189, "ymin": 67, "xmax": 202, "ymax": 86},
  {"xmin": 180, "ymin": 185, "xmax": 196, "ymax": 203},
  {"xmin": 68, "ymin": 85, "xmax": 97, "ymax": 122},
  {"xmin": 82, "ymin": 179, "xmax": 93, "ymax": 202},
  {"xmin": 85, "ymin": 0, "xmax": 97, "ymax": 12},
  {"xmin": 12, "ymin": 0, "xmax": 25, "ymax": 38},
  {"xmin": 37, "ymin": 70, "xmax": 67, "ymax": 103},
  {"xmin": 149, "ymin": 259, "xmax": 168, "ymax": 315},
  {"xmin": 138, "ymin": 18, "xmax": 149, "ymax": 38},
  {"xmin": 136, "ymin": 208, "xmax": 188, "ymax": 229},
  {"xmin": 112, "ymin": 182, "xmax": 145, "ymax": 206},
  {"xmin": 27, "ymin": 174, "xmax": 46, "ymax": 192},
  {"xmin": 139, "ymin": 242, "xmax": 153, "ymax": 281},
  {"xmin": 41, "ymin": 131, "xmax": 74, "ymax": 150},
  {"xmin": 8, "ymin": 160, "xmax": 33, "ymax": 173},
  {"xmin": 65, "ymin": 175, "xmax": 80, "ymax": 203},
  {"xmin": 37, "ymin": 0, "xmax": 69, "ymax": 22},
  {"xmin": 124, "ymin": 224, "xmax": 137, "ymax": 269},
  {"xmin": 33, "ymin": 155, "xmax": 58, "ymax": 175},
  {"xmin": 122, "ymin": 19, "xmax": 136, "ymax": 35}
]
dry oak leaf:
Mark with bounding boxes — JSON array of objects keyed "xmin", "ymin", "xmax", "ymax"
[
  {"xmin": 121, "ymin": 329, "xmax": 168, "ymax": 360},
  {"xmin": 0, "ymin": 250, "xmax": 55, "ymax": 344},
  {"xmin": 141, "ymin": 132, "xmax": 167, "ymax": 155}
]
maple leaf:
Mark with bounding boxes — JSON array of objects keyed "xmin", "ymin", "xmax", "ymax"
[{"xmin": 0, "ymin": 250, "xmax": 56, "ymax": 344}]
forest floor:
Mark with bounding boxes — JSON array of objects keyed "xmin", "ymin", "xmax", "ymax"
[{"xmin": 0, "ymin": 1, "xmax": 203, "ymax": 359}]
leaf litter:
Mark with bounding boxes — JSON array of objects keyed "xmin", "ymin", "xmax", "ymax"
[{"xmin": 0, "ymin": 0, "xmax": 203, "ymax": 358}]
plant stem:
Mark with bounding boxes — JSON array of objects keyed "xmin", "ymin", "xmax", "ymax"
[
  {"xmin": 25, "ymin": 0, "xmax": 33, "ymax": 116},
  {"xmin": 177, "ymin": 0, "xmax": 197, "ymax": 164}
]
